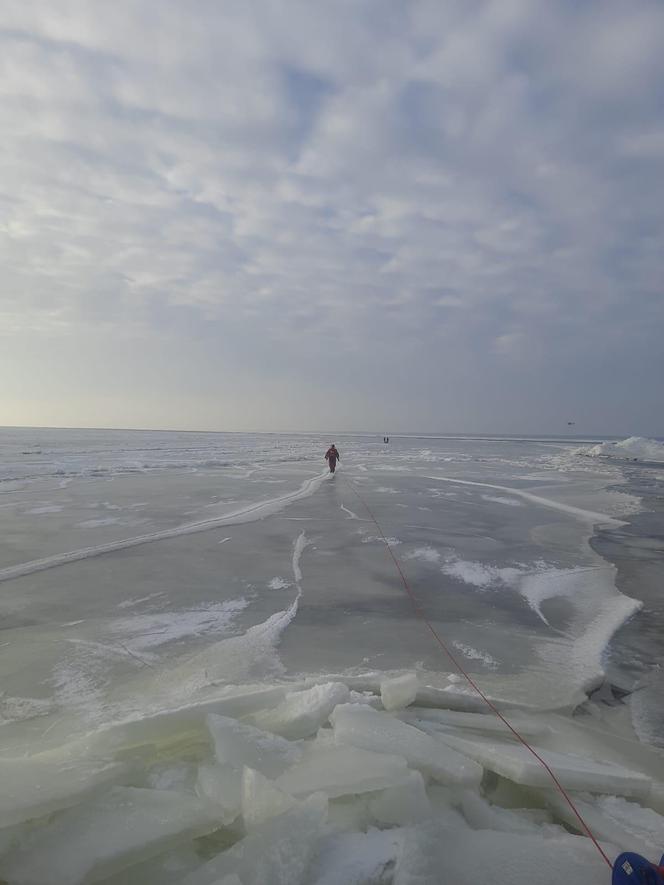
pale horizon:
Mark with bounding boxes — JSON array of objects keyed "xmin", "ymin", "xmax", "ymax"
[{"xmin": 0, "ymin": 422, "xmax": 653, "ymax": 441}]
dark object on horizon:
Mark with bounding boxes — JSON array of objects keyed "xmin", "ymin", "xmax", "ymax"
[
  {"xmin": 325, "ymin": 444, "xmax": 340, "ymax": 474},
  {"xmin": 567, "ymin": 422, "xmax": 575, "ymax": 426},
  {"xmin": 383, "ymin": 436, "xmax": 389, "ymax": 443}
]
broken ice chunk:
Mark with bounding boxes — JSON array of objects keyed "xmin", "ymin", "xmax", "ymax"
[
  {"xmin": 182, "ymin": 793, "xmax": 327, "ymax": 885},
  {"xmin": 0, "ymin": 787, "xmax": 221, "ymax": 885},
  {"xmin": 381, "ymin": 673, "xmax": 419, "ymax": 711},
  {"xmin": 241, "ymin": 767, "xmax": 297, "ymax": 829},
  {"xmin": 275, "ymin": 744, "xmax": 412, "ymax": 798},
  {"xmin": 206, "ymin": 714, "xmax": 302, "ymax": 777},
  {"xmin": 435, "ymin": 732, "xmax": 652, "ymax": 798},
  {"xmin": 0, "ymin": 756, "xmax": 125, "ymax": 829},
  {"xmin": 88, "ymin": 844, "xmax": 205, "ymax": 885},
  {"xmin": 402, "ymin": 707, "xmax": 550, "ymax": 739},
  {"xmin": 196, "ymin": 764, "xmax": 242, "ymax": 823},
  {"xmin": 81, "ymin": 686, "xmax": 295, "ymax": 762},
  {"xmin": 331, "ymin": 704, "xmax": 482, "ymax": 787},
  {"xmin": 348, "ymin": 690, "xmax": 382, "ymax": 709},
  {"xmin": 369, "ymin": 769, "xmax": 431, "ymax": 826},
  {"xmin": 393, "ymin": 821, "xmax": 609, "ymax": 885},
  {"xmin": 248, "ymin": 682, "xmax": 349, "ymax": 739},
  {"xmin": 461, "ymin": 790, "xmax": 563, "ymax": 836},
  {"xmin": 146, "ymin": 761, "xmax": 197, "ymax": 792},
  {"xmin": 415, "ymin": 684, "xmax": 487, "ymax": 713},
  {"xmin": 546, "ymin": 791, "xmax": 664, "ymax": 859}
]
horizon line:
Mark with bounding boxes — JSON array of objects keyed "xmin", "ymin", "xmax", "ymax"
[{"xmin": 0, "ymin": 422, "xmax": 636, "ymax": 441}]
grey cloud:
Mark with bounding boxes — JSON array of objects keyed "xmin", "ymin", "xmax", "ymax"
[{"xmin": 1, "ymin": 0, "xmax": 663, "ymax": 433}]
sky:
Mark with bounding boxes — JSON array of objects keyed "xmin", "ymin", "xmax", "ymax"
[{"xmin": 1, "ymin": 0, "xmax": 663, "ymax": 436}]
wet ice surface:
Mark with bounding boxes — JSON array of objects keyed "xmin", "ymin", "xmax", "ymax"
[{"xmin": 1, "ymin": 428, "xmax": 663, "ymax": 884}]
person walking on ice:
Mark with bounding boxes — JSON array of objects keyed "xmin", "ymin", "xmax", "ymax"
[{"xmin": 325, "ymin": 444, "xmax": 340, "ymax": 474}]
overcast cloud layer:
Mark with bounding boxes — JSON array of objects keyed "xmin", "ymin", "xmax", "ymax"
[{"xmin": 1, "ymin": 0, "xmax": 663, "ymax": 434}]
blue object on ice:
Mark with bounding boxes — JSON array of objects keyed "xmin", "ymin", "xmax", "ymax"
[{"xmin": 612, "ymin": 852, "xmax": 664, "ymax": 885}]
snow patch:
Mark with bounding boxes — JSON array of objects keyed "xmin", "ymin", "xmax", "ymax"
[
  {"xmin": 442, "ymin": 557, "xmax": 523, "ymax": 589},
  {"xmin": 26, "ymin": 504, "xmax": 64, "ymax": 515},
  {"xmin": 361, "ymin": 536, "xmax": 401, "ymax": 546},
  {"xmin": 451, "ymin": 642, "xmax": 499, "ymax": 670},
  {"xmin": 268, "ymin": 577, "xmax": 291, "ymax": 590},
  {"xmin": 481, "ymin": 495, "xmax": 523, "ymax": 507},
  {"xmin": 77, "ymin": 517, "xmax": 123, "ymax": 528},
  {"xmin": 402, "ymin": 546, "xmax": 441, "ymax": 564},
  {"xmin": 109, "ymin": 598, "xmax": 249, "ymax": 651}
]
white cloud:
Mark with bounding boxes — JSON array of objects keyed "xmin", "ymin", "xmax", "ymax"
[{"xmin": 1, "ymin": 0, "xmax": 663, "ymax": 433}]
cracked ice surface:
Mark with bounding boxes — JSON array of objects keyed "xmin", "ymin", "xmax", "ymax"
[{"xmin": 0, "ymin": 429, "xmax": 662, "ymax": 883}]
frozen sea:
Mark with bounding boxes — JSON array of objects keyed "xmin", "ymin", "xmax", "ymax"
[{"xmin": 1, "ymin": 427, "xmax": 663, "ymax": 884}]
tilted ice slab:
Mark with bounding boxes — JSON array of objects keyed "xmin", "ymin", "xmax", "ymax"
[
  {"xmin": 306, "ymin": 673, "xmax": 489, "ymax": 713},
  {"xmin": 0, "ymin": 787, "xmax": 220, "ymax": 885},
  {"xmin": 369, "ymin": 769, "xmax": 432, "ymax": 826},
  {"xmin": 30, "ymin": 684, "xmax": 297, "ymax": 762},
  {"xmin": 434, "ymin": 732, "xmax": 652, "ymax": 798},
  {"xmin": 0, "ymin": 756, "xmax": 125, "ymax": 829},
  {"xmin": 195, "ymin": 763, "xmax": 242, "ymax": 824},
  {"xmin": 248, "ymin": 682, "xmax": 350, "ymax": 739},
  {"xmin": 275, "ymin": 741, "xmax": 412, "ymax": 799},
  {"xmin": 18, "ymin": 683, "xmax": 301, "ymax": 761},
  {"xmin": 331, "ymin": 704, "xmax": 483, "ymax": 787},
  {"xmin": 182, "ymin": 793, "xmax": 327, "ymax": 885},
  {"xmin": 393, "ymin": 821, "xmax": 610, "ymax": 885},
  {"xmin": 461, "ymin": 790, "xmax": 564, "ymax": 837},
  {"xmin": 241, "ymin": 766, "xmax": 297, "ymax": 829},
  {"xmin": 546, "ymin": 791, "xmax": 664, "ymax": 860},
  {"xmin": 400, "ymin": 707, "xmax": 551, "ymax": 739},
  {"xmin": 206, "ymin": 713, "xmax": 302, "ymax": 778}
]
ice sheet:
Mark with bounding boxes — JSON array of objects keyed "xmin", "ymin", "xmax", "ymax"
[
  {"xmin": 0, "ymin": 787, "xmax": 220, "ymax": 885},
  {"xmin": 401, "ymin": 707, "xmax": 551, "ymax": 738},
  {"xmin": 393, "ymin": 821, "xmax": 610, "ymax": 885},
  {"xmin": 1, "ymin": 429, "xmax": 658, "ymax": 884},
  {"xmin": 331, "ymin": 704, "xmax": 483, "ymax": 787},
  {"xmin": 276, "ymin": 741, "xmax": 412, "ymax": 799},
  {"xmin": 461, "ymin": 790, "xmax": 563, "ymax": 836},
  {"xmin": 434, "ymin": 732, "xmax": 652, "ymax": 797},
  {"xmin": 206, "ymin": 713, "xmax": 302, "ymax": 778},
  {"xmin": 369, "ymin": 769, "xmax": 431, "ymax": 826},
  {"xmin": 0, "ymin": 756, "xmax": 125, "ymax": 828},
  {"xmin": 0, "ymin": 472, "xmax": 328, "ymax": 583},
  {"xmin": 546, "ymin": 791, "xmax": 664, "ymax": 859},
  {"xmin": 182, "ymin": 793, "xmax": 328, "ymax": 885},
  {"xmin": 195, "ymin": 763, "xmax": 242, "ymax": 823},
  {"xmin": 241, "ymin": 766, "xmax": 297, "ymax": 829}
]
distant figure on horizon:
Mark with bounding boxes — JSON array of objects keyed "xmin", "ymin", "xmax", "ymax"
[{"xmin": 325, "ymin": 444, "xmax": 340, "ymax": 474}]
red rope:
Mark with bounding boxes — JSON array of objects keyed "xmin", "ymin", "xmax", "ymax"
[{"xmin": 345, "ymin": 476, "xmax": 613, "ymax": 869}]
